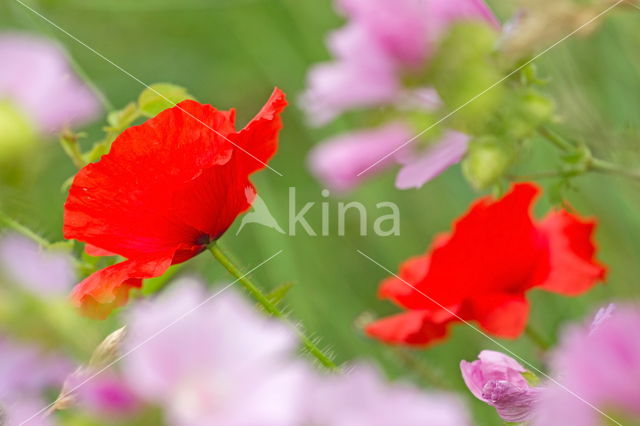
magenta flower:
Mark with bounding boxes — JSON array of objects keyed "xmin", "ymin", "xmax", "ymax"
[
  {"xmin": 0, "ymin": 234, "xmax": 76, "ymax": 296},
  {"xmin": 461, "ymin": 350, "xmax": 540, "ymax": 423},
  {"xmin": 304, "ymin": 364, "xmax": 471, "ymax": 426},
  {"xmin": 0, "ymin": 33, "xmax": 101, "ymax": 135},
  {"xmin": 121, "ymin": 279, "xmax": 307, "ymax": 426},
  {"xmin": 533, "ymin": 305, "xmax": 640, "ymax": 426}
]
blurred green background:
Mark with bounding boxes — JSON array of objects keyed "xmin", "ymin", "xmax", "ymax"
[{"xmin": 1, "ymin": 0, "xmax": 639, "ymax": 424}]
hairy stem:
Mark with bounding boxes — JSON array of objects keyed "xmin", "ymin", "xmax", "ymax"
[
  {"xmin": 0, "ymin": 211, "xmax": 50, "ymax": 247},
  {"xmin": 525, "ymin": 325, "xmax": 551, "ymax": 351},
  {"xmin": 208, "ymin": 244, "xmax": 338, "ymax": 370}
]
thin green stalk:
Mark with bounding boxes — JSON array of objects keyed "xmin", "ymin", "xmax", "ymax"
[
  {"xmin": 538, "ymin": 127, "xmax": 640, "ymax": 181},
  {"xmin": 0, "ymin": 211, "xmax": 50, "ymax": 247},
  {"xmin": 391, "ymin": 348, "xmax": 450, "ymax": 389},
  {"xmin": 589, "ymin": 157, "xmax": 640, "ymax": 180},
  {"xmin": 538, "ymin": 127, "xmax": 575, "ymax": 152},
  {"xmin": 525, "ymin": 325, "xmax": 551, "ymax": 351},
  {"xmin": 208, "ymin": 244, "xmax": 338, "ymax": 370}
]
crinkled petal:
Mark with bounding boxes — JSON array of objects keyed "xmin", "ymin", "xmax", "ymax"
[
  {"xmin": 70, "ymin": 255, "xmax": 173, "ymax": 319},
  {"xmin": 365, "ymin": 310, "xmax": 454, "ymax": 346},
  {"xmin": 536, "ymin": 210, "xmax": 606, "ymax": 295},
  {"xmin": 469, "ymin": 293, "xmax": 530, "ymax": 338}
]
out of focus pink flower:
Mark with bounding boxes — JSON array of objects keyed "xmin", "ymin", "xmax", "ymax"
[
  {"xmin": 0, "ymin": 33, "xmax": 101, "ymax": 135},
  {"xmin": 300, "ymin": 0, "xmax": 499, "ymax": 124},
  {"xmin": 64, "ymin": 373, "xmax": 139, "ymax": 419},
  {"xmin": 533, "ymin": 305, "xmax": 640, "ymax": 426},
  {"xmin": 395, "ymin": 131, "xmax": 469, "ymax": 189},
  {"xmin": 0, "ymin": 336, "xmax": 73, "ymax": 426},
  {"xmin": 304, "ymin": 364, "xmax": 471, "ymax": 426},
  {"xmin": 336, "ymin": 0, "xmax": 499, "ymax": 67},
  {"xmin": 0, "ymin": 233, "xmax": 76, "ymax": 297},
  {"xmin": 308, "ymin": 122, "xmax": 413, "ymax": 192},
  {"xmin": 309, "ymin": 123, "xmax": 469, "ymax": 192},
  {"xmin": 122, "ymin": 279, "xmax": 307, "ymax": 426},
  {"xmin": 461, "ymin": 350, "xmax": 540, "ymax": 423},
  {"xmin": 301, "ymin": 0, "xmax": 498, "ymax": 191}
]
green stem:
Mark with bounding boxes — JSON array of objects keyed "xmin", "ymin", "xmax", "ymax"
[
  {"xmin": 0, "ymin": 211, "xmax": 50, "ymax": 247},
  {"xmin": 538, "ymin": 127, "xmax": 575, "ymax": 152},
  {"xmin": 538, "ymin": 127, "xmax": 640, "ymax": 181},
  {"xmin": 391, "ymin": 348, "xmax": 450, "ymax": 389},
  {"xmin": 208, "ymin": 244, "xmax": 338, "ymax": 370},
  {"xmin": 589, "ymin": 157, "xmax": 640, "ymax": 180},
  {"xmin": 525, "ymin": 325, "xmax": 551, "ymax": 351}
]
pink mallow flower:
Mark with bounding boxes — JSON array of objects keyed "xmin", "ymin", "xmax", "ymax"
[
  {"xmin": 300, "ymin": 0, "xmax": 499, "ymax": 124},
  {"xmin": 0, "ymin": 336, "xmax": 73, "ymax": 426},
  {"xmin": 0, "ymin": 33, "xmax": 101, "ymax": 135},
  {"xmin": 302, "ymin": 0, "xmax": 498, "ymax": 191},
  {"xmin": 460, "ymin": 350, "xmax": 541, "ymax": 423},
  {"xmin": 121, "ymin": 279, "xmax": 307, "ymax": 426},
  {"xmin": 309, "ymin": 122, "xmax": 469, "ymax": 192},
  {"xmin": 532, "ymin": 305, "xmax": 640, "ymax": 426},
  {"xmin": 0, "ymin": 233, "xmax": 76, "ymax": 297},
  {"xmin": 308, "ymin": 122, "xmax": 413, "ymax": 192},
  {"xmin": 304, "ymin": 364, "xmax": 471, "ymax": 426}
]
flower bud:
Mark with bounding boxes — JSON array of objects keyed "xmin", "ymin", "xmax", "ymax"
[
  {"xmin": 462, "ymin": 136, "xmax": 513, "ymax": 189},
  {"xmin": 0, "ymin": 102, "xmax": 37, "ymax": 165}
]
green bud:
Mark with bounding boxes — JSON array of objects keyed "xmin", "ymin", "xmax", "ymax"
[
  {"xmin": 138, "ymin": 83, "xmax": 195, "ymax": 117},
  {"xmin": 0, "ymin": 102, "xmax": 38, "ymax": 164},
  {"xmin": 428, "ymin": 23, "xmax": 505, "ymax": 133},
  {"xmin": 463, "ymin": 137, "xmax": 514, "ymax": 189}
]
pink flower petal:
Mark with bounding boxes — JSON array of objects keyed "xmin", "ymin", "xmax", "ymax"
[
  {"xmin": 395, "ymin": 131, "xmax": 469, "ymax": 189},
  {"xmin": 308, "ymin": 122, "xmax": 413, "ymax": 192}
]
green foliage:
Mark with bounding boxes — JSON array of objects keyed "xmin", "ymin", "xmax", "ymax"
[{"xmin": 138, "ymin": 83, "xmax": 195, "ymax": 117}]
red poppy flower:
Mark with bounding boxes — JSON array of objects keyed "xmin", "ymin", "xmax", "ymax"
[
  {"xmin": 365, "ymin": 183, "xmax": 606, "ymax": 346},
  {"xmin": 63, "ymin": 88, "xmax": 287, "ymax": 318}
]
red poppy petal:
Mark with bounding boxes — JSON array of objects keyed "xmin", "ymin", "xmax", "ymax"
[
  {"xmin": 169, "ymin": 89, "xmax": 286, "ymax": 238},
  {"xmin": 71, "ymin": 255, "xmax": 173, "ymax": 319},
  {"xmin": 85, "ymin": 244, "xmax": 117, "ymax": 257},
  {"xmin": 378, "ymin": 255, "xmax": 430, "ymax": 308},
  {"xmin": 536, "ymin": 210, "xmax": 606, "ymax": 296},
  {"xmin": 64, "ymin": 100, "xmax": 236, "ymax": 259},
  {"xmin": 232, "ymin": 87, "xmax": 287, "ymax": 175},
  {"xmin": 469, "ymin": 293, "xmax": 529, "ymax": 338},
  {"xmin": 412, "ymin": 183, "xmax": 546, "ymax": 308},
  {"xmin": 365, "ymin": 310, "xmax": 454, "ymax": 346}
]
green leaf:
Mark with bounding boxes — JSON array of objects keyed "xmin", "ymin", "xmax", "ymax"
[
  {"xmin": 521, "ymin": 370, "xmax": 541, "ymax": 386},
  {"xmin": 267, "ymin": 282, "xmax": 294, "ymax": 305},
  {"xmin": 138, "ymin": 83, "xmax": 195, "ymax": 117}
]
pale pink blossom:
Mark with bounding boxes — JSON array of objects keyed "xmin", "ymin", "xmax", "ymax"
[
  {"xmin": 308, "ymin": 122, "xmax": 413, "ymax": 192},
  {"xmin": 300, "ymin": 0, "xmax": 499, "ymax": 124},
  {"xmin": 0, "ymin": 233, "xmax": 76, "ymax": 296},
  {"xmin": 122, "ymin": 279, "xmax": 307, "ymax": 426},
  {"xmin": 533, "ymin": 305, "xmax": 640, "ymax": 426},
  {"xmin": 395, "ymin": 131, "xmax": 469, "ymax": 189},
  {"xmin": 305, "ymin": 364, "xmax": 471, "ymax": 426},
  {"xmin": 0, "ymin": 33, "xmax": 101, "ymax": 135}
]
